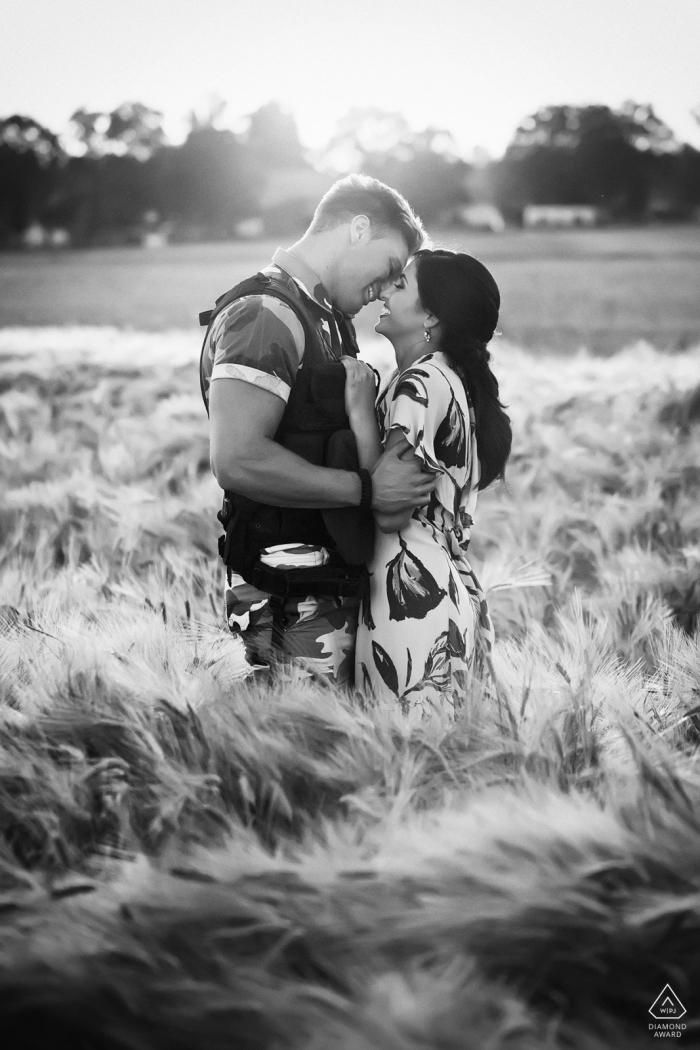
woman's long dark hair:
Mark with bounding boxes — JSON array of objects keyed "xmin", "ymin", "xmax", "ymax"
[{"xmin": 414, "ymin": 249, "xmax": 511, "ymax": 489}]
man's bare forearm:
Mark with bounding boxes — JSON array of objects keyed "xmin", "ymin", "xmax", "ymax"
[{"xmin": 213, "ymin": 436, "xmax": 362, "ymax": 509}]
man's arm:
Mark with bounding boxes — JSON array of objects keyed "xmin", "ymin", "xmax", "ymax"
[
  {"xmin": 209, "ymin": 378, "xmax": 435, "ymax": 513},
  {"xmin": 209, "ymin": 378, "xmax": 361, "ymax": 508}
]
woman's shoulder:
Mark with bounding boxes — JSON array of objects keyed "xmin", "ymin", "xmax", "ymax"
[
  {"xmin": 415, "ymin": 351, "xmax": 458, "ymax": 378},
  {"xmin": 385, "ymin": 355, "xmax": 460, "ymax": 429},
  {"xmin": 408, "ymin": 352, "xmax": 464, "ymax": 399},
  {"xmin": 385, "ymin": 354, "xmax": 465, "ymax": 410},
  {"xmin": 400, "ymin": 351, "xmax": 453, "ymax": 382}
]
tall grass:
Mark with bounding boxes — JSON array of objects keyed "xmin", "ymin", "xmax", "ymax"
[{"xmin": 2, "ymin": 328, "xmax": 700, "ymax": 1047}]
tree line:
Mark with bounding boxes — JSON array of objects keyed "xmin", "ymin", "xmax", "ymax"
[{"xmin": 1, "ymin": 98, "xmax": 698, "ymax": 247}]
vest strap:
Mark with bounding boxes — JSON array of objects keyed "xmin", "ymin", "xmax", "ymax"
[{"xmin": 250, "ymin": 562, "xmax": 364, "ymax": 600}]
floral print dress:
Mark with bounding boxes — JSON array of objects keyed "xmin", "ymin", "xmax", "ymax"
[{"xmin": 355, "ymin": 351, "xmax": 494, "ymax": 713}]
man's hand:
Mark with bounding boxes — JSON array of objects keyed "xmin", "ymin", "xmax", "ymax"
[{"xmin": 371, "ymin": 439, "xmax": 436, "ymax": 517}]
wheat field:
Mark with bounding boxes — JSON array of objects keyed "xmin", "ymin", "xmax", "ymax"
[{"xmin": 1, "ymin": 326, "xmax": 700, "ymax": 1047}]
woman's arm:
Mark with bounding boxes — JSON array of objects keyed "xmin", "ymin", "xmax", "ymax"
[
  {"xmin": 341, "ymin": 359, "xmax": 437, "ymax": 531},
  {"xmin": 341, "ymin": 358, "xmax": 382, "ymax": 470}
]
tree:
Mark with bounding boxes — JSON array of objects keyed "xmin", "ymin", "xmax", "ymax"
[
  {"xmin": 319, "ymin": 108, "xmax": 414, "ymax": 172},
  {"xmin": 318, "ymin": 107, "xmax": 471, "ymax": 223},
  {"xmin": 66, "ymin": 103, "xmax": 166, "ymax": 161},
  {"xmin": 161, "ymin": 125, "xmax": 257, "ymax": 236},
  {"xmin": 244, "ymin": 101, "xmax": 306, "ymax": 169},
  {"xmin": 492, "ymin": 102, "xmax": 684, "ymax": 219},
  {"xmin": 507, "ymin": 102, "xmax": 680, "ymax": 158},
  {"xmin": 0, "ymin": 115, "xmax": 63, "ymax": 240},
  {"xmin": 46, "ymin": 103, "xmax": 167, "ymax": 242}
]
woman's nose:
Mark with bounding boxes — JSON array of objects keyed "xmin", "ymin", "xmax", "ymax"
[{"xmin": 379, "ymin": 285, "xmax": 392, "ymax": 303}]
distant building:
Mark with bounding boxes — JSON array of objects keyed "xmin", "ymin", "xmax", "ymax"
[
  {"xmin": 234, "ymin": 217, "xmax": 265, "ymax": 240},
  {"xmin": 142, "ymin": 230, "xmax": 170, "ymax": 249},
  {"xmin": 22, "ymin": 223, "xmax": 46, "ymax": 248},
  {"xmin": 21, "ymin": 223, "xmax": 71, "ymax": 248},
  {"xmin": 49, "ymin": 228, "xmax": 70, "ymax": 247},
  {"xmin": 523, "ymin": 205, "xmax": 600, "ymax": 229},
  {"xmin": 456, "ymin": 203, "xmax": 506, "ymax": 233}
]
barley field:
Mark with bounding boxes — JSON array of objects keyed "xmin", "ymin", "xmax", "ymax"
[{"xmin": 2, "ymin": 310, "xmax": 700, "ymax": 1046}]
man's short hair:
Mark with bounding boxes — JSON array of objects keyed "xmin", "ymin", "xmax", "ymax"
[{"xmin": 309, "ymin": 174, "xmax": 425, "ymax": 255}]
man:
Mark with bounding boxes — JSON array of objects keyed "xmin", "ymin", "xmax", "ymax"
[{"xmin": 202, "ymin": 174, "xmax": 435, "ymax": 683}]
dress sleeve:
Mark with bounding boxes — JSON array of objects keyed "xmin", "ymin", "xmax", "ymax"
[
  {"xmin": 386, "ymin": 363, "xmax": 470, "ymax": 477},
  {"xmin": 205, "ymin": 294, "xmax": 305, "ymax": 405}
]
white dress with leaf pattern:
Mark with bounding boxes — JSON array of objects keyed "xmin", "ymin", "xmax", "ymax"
[{"xmin": 355, "ymin": 351, "xmax": 493, "ymax": 712}]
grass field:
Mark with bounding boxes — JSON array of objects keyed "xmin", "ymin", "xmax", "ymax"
[
  {"xmin": 2, "ymin": 324, "xmax": 700, "ymax": 1047},
  {"xmin": 1, "ymin": 225, "xmax": 699, "ymax": 353}
]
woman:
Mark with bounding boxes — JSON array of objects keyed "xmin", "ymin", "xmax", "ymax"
[{"xmin": 343, "ymin": 249, "xmax": 511, "ymax": 713}]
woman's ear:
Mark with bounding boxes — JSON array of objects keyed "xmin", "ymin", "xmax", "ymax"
[{"xmin": 424, "ymin": 312, "xmax": 439, "ymax": 333}]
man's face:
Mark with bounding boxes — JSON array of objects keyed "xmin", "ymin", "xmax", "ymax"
[
  {"xmin": 332, "ymin": 226, "xmax": 409, "ymax": 317},
  {"xmin": 375, "ymin": 260, "xmax": 426, "ymax": 343}
]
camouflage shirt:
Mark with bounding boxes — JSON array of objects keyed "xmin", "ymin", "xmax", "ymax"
[{"xmin": 201, "ymin": 248, "xmax": 342, "ymax": 407}]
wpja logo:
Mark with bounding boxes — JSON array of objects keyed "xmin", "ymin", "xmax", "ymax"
[{"xmin": 649, "ymin": 984, "xmax": 687, "ymax": 1039}]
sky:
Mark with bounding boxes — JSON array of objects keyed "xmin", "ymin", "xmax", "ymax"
[{"xmin": 2, "ymin": 0, "xmax": 699, "ymax": 159}]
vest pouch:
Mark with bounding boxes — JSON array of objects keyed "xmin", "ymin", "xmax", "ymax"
[
  {"xmin": 250, "ymin": 560, "xmax": 364, "ymax": 600},
  {"xmin": 309, "ymin": 362, "xmax": 348, "ymax": 423},
  {"xmin": 282, "ymin": 430, "xmax": 326, "ymax": 467},
  {"xmin": 277, "ymin": 507, "xmax": 334, "ymax": 547},
  {"xmin": 219, "ymin": 497, "xmax": 332, "ymax": 579},
  {"xmin": 219, "ymin": 497, "xmax": 284, "ymax": 579},
  {"xmin": 322, "ymin": 429, "xmax": 375, "ymax": 565},
  {"xmin": 245, "ymin": 505, "xmax": 285, "ymax": 552},
  {"xmin": 276, "ymin": 432, "xmax": 335, "ymax": 550}
]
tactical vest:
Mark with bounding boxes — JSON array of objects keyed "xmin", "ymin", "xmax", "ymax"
[{"xmin": 200, "ymin": 271, "xmax": 371, "ymax": 599}]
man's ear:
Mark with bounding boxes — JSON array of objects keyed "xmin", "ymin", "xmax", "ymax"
[{"xmin": 349, "ymin": 214, "xmax": 371, "ymax": 244}]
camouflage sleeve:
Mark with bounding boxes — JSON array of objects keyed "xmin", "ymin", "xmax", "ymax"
[{"xmin": 206, "ymin": 294, "xmax": 305, "ymax": 403}]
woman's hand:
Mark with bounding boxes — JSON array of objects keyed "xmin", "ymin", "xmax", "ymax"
[
  {"xmin": 340, "ymin": 357, "xmax": 378, "ymax": 423},
  {"xmin": 339, "ymin": 357, "xmax": 382, "ymax": 471}
]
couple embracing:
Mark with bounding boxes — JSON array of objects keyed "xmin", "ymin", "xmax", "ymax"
[{"xmin": 200, "ymin": 175, "xmax": 511, "ymax": 715}]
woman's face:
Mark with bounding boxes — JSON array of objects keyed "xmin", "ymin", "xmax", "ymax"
[{"xmin": 375, "ymin": 260, "xmax": 430, "ymax": 343}]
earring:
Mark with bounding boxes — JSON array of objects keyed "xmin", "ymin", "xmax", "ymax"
[{"xmin": 424, "ymin": 327, "xmax": 432, "ymax": 343}]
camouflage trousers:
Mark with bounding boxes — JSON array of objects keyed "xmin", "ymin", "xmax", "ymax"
[{"xmin": 224, "ymin": 572, "xmax": 359, "ymax": 686}]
